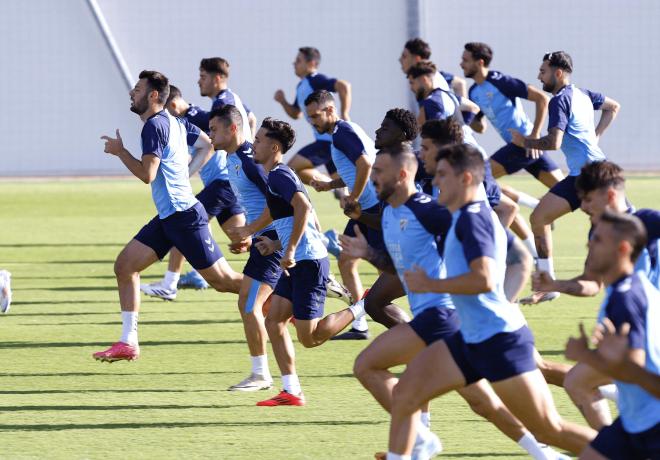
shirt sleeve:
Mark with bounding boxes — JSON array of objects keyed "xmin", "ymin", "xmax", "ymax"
[
  {"xmin": 180, "ymin": 117, "xmax": 201, "ymax": 146},
  {"xmin": 548, "ymin": 94, "xmax": 571, "ymax": 132},
  {"xmin": 242, "ymin": 154, "xmax": 270, "ymax": 196},
  {"xmin": 184, "ymin": 104, "xmax": 210, "ymax": 133},
  {"xmin": 408, "ymin": 194, "xmax": 453, "ymax": 238},
  {"xmin": 309, "ymin": 73, "xmax": 338, "ymax": 91},
  {"xmin": 440, "ymin": 70, "xmax": 454, "ymax": 85},
  {"xmin": 604, "ymin": 290, "xmax": 646, "ymax": 350},
  {"xmin": 454, "ymin": 207, "xmax": 496, "ymax": 263},
  {"xmin": 141, "ymin": 118, "xmax": 167, "ymax": 158},
  {"xmin": 635, "ymin": 209, "xmax": 660, "ymax": 241},
  {"xmin": 242, "ymin": 102, "xmax": 252, "ymax": 115},
  {"xmin": 582, "ymin": 88, "xmax": 605, "ymax": 110},
  {"xmin": 269, "ymin": 169, "xmax": 304, "ymax": 203},
  {"xmin": 333, "ymin": 125, "xmax": 367, "ymax": 163},
  {"xmin": 421, "ymin": 97, "xmax": 445, "ymax": 121},
  {"xmin": 487, "ymin": 72, "xmax": 529, "ymax": 100}
]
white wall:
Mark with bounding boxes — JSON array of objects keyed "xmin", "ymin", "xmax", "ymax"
[{"xmin": 1, "ymin": 0, "xmax": 658, "ymax": 175}]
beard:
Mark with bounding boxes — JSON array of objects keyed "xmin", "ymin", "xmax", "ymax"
[
  {"xmin": 463, "ymin": 68, "xmax": 476, "ymax": 78},
  {"xmin": 375, "ymin": 181, "xmax": 396, "ymax": 202},
  {"xmin": 130, "ymin": 96, "xmax": 148, "ymax": 115},
  {"xmin": 542, "ymin": 78, "xmax": 557, "ymax": 93},
  {"xmin": 415, "ymin": 87, "xmax": 427, "ymax": 101}
]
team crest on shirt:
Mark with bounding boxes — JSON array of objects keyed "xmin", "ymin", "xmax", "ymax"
[
  {"xmin": 234, "ymin": 163, "xmax": 241, "ymax": 175},
  {"xmin": 399, "ymin": 219, "xmax": 408, "ymax": 231},
  {"xmin": 486, "ymin": 91, "xmax": 494, "ymax": 100},
  {"xmin": 467, "ymin": 203, "xmax": 481, "ymax": 213}
]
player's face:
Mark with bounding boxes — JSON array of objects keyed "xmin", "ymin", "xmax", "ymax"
[
  {"xmin": 399, "ymin": 48, "xmax": 416, "ymax": 73},
  {"xmin": 585, "ymin": 222, "xmax": 618, "ymax": 275},
  {"xmin": 420, "ymin": 138, "xmax": 441, "ymax": 175},
  {"xmin": 538, "ymin": 61, "xmax": 557, "ymax": 93},
  {"xmin": 580, "ymin": 188, "xmax": 612, "ymax": 224},
  {"xmin": 306, "ymin": 102, "xmax": 332, "ymax": 134},
  {"xmin": 293, "ymin": 53, "xmax": 311, "ymax": 78},
  {"xmin": 375, "ymin": 118, "xmax": 404, "ymax": 149},
  {"xmin": 371, "ymin": 153, "xmax": 398, "ymax": 202},
  {"xmin": 460, "ymin": 51, "xmax": 478, "ymax": 78},
  {"xmin": 433, "ymin": 159, "xmax": 461, "ymax": 207},
  {"xmin": 408, "ymin": 76, "xmax": 427, "ymax": 100},
  {"xmin": 198, "ymin": 70, "xmax": 217, "ymax": 97},
  {"xmin": 209, "ymin": 117, "xmax": 232, "ymax": 151},
  {"xmin": 252, "ymin": 127, "xmax": 272, "ymax": 164},
  {"xmin": 129, "ymin": 79, "xmax": 150, "ymax": 115}
]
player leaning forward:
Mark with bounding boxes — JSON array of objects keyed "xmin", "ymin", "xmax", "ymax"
[{"xmin": 94, "ymin": 70, "xmax": 241, "ymax": 362}]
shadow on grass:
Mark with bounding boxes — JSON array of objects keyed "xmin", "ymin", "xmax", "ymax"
[
  {"xmin": 0, "ymin": 404, "xmax": 242, "ymax": 412},
  {"xmin": 0, "ymin": 339, "xmax": 246, "ymax": 349},
  {"xmin": 22, "ymin": 319, "xmax": 243, "ymax": 326},
  {"xmin": 442, "ymin": 454, "xmax": 527, "ymax": 458},
  {"xmin": 0, "ymin": 388, "xmax": 222, "ymax": 395},
  {"xmin": 0, "ymin": 420, "xmax": 383, "ymax": 432},
  {"xmin": 0, "ymin": 243, "xmax": 122, "ymax": 248}
]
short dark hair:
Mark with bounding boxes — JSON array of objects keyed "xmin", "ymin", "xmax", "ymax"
[
  {"xmin": 436, "ymin": 143, "xmax": 484, "ymax": 184},
  {"xmin": 377, "ymin": 142, "xmax": 417, "ymax": 173},
  {"xmin": 464, "ymin": 42, "xmax": 493, "ymax": 67},
  {"xmin": 304, "ymin": 89, "xmax": 334, "ymax": 107},
  {"xmin": 576, "ymin": 161, "xmax": 625, "ymax": 197},
  {"xmin": 599, "ymin": 210, "xmax": 648, "ymax": 262},
  {"xmin": 406, "ymin": 60, "xmax": 436, "ymax": 79},
  {"xmin": 384, "ymin": 108, "xmax": 418, "ymax": 141},
  {"xmin": 166, "ymin": 84, "xmax": 181, "ymax": 105},
  {"xmin": 200, "ymin": 57, "xmax": 230, "ymax": 77},
  {"xmin": 138, "ymin": 70, "xmax": 169, "ymax": 104},
  {"xmin": 421, "ymin": 118, "xmax": 464, "ymax": 145},
  {"xmin": 209, "ymin": 104, "xmax": 243, "ymax": 129},
  {"xmin": 261, "ymin": 117, "xmax": 296, "ymax": 154},
  {"xmin": 298, "ymin": 47, "xmax": 321, "ymax": 63},
  {"xmin": 543, "ymin": 51, "xmax": 573, "ymax": 73},
  {"xmin": 404, "ymin": 38, "xmax": 431, "ymax": 59}
]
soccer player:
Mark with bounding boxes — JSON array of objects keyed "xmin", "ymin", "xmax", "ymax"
[
  {"xmin": 0, "ymin": 269, "xmax": 11, "ymax": 314},
  {"xmin": 273, "ymin": 47, "xmax": 351, "ymax": 184},
  {"xmin": 140, "ymin": 84, "xmax": 246, "ymax": 298},
  {"xmin": 246, "ymin": 117, "xmax": 367, "ymax": 406},
  {"xmin": 385, "ymin": 144, "xmax": 596, "ymax": 458},
  {"xmin": 568, "ymin": 211, "xmax": 660, "ymax": 460},
  {"xmin": 207, "ymin": 105, "xmax": 282, "ymax": 391},
  {"xmin": 343, "ymin": 144, "xmax": 568, "ymax": 460},
  {"xmin": 94, "ymin": 70, "xmax": 242, "ymax": 362},
  {"xmin": 510, "ymin": 51, "xmax": 621, "ymax": 304},
  {"xmin": 306, "ymin": 89, "xmax": 381, "ymax": 339}
]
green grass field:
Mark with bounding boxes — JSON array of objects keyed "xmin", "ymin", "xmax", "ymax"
[{"xmin": 0, "ymin": 175, "xmax": 658, "ymax": 459}]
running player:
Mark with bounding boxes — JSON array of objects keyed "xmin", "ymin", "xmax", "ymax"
[
  {"xmin": 94, "ymin": 70, "xmax": 242, "ymax": 362},
  {"xmin": 0, "ymin": 269, "xmax": 11, "ymax": 314},
  {"xmin": 273, "ymin": 47, "xmax": 351, "ymax": 184},
  {"xmin": 510, "ymin": 51, "xmax": 621, "ymax": 304},
  {"xmin": 141, "ymin": 84, "xmax": 246, "ymax": 297},
  {"xmin": 207, "ymin": 105, "xmax": 282, "ymax": 391},
  {"xmin": 386, "ymin": 143, "xmax": 596, "ymax": 458},
  {"xmin": 306, "ymin": 89, "xmax": 381, "ymax": 339},
  {"xmin": 245, "ymin": 117, "xmax": 366, "ymax": 406},
  {"xmin": 569, "ymin": 211, "xmax": 660, "ymax": 460}
]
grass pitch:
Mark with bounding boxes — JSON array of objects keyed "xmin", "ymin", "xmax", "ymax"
[{"xmin": 1, "ymin": 175, "xmax": 658, "ymax": 459}]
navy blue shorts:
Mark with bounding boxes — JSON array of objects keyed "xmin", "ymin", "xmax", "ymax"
[
  {"xmin": 243, "ymin": 229, "xmax": 283, "ymax": 288},
  {"xmin": 297, "ymin": 140, "xmax": 337, "ymax": 175},
  {"xmin": 591, "ymin": 418, "xmax": 660, "ymax": 460},
  {"xmin": 344, "ymin": 204, "xmax": 385, "ymax": 250},
  {"xmin": 196, "ymin": 179, "xmax": 244, "ymax": 226},
  {"xmin": 548, "ymin": 175, "xmax": 581, "ymax": 211},
  {"xmin": 445, "ymin": 326, "xmax": 537, "ymax": 385},
  {"xmin": 134, "ymin": 202, "xmax": 222, "ymax": 270},
  {"xmin": 409, "ymin": 307, "xmax": 460, "ymax": 345},
  {"xmin": 490, "ymin": 143, "xmax": 559, "ymax": 178},
  {"xmin": 273, "ymin": 257, "xmax": 329, "ymax": 320},
  {"xmin": 483, "ymin": 160, "xmax": 501, "ymax": 208}
]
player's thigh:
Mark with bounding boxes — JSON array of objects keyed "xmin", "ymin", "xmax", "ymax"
[
  {"xmin": 532, "ymin": 190, "xmax": 573, "ymax": 225},
  {"xmin": 579, "ymin": 446, "xmax": 608, "ymax": 460},
  {"xmin": 489, "ymin": 158, "xmax": 508, "ymax": 178},
  {"xmin": 355, "ymin": 323, "xmax": 426, "ymax": 372},
  {"xmin": 238, "ymin": 275, "xmax": 273, "ymax": 314},
  {"xmin": 267, "ymin": 295, "xmax": 294, "ymax": 323},
  {"xmin": 220, "ymin": 212, "xmax": 246, "ymax": 234},
  {"xmin": 367, "ymin": 272, "xmax": 406, "ymax": 307},
  {"xmin": 197, "ymin": 256, "xmax": 238, "ymax": 284},
  {"xmin": 286, "ymin": 153, "xmax": 315, "ymax": 171},
  {"xmin": 115, "ymin": 238, "xmax": 160, "ymax": 274},
  {"xmin": 565, "ymin": 362, "xmax": 613, "ymax": 396},
  {"xmin": 538, "ymin": 168, "xmax": 565, "ymax": 188}
]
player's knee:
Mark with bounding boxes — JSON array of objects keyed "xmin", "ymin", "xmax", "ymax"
[
  {"xmin": 353, "ymin": 351, "xmax": 373, "ymax": 381},
  {"xmin": 466, "ymin": 395, "xmax": 496, "ymax": 420},
  {"xmin": 296, "ymin": 332, "xmax": 318, "ymax": 349},
  {"xmin": 391, "ymin": 381, "xmax": 420, "ymax": 415},
  {"xmin": 530, "ymin": 207, "xmax": 550, "ymax": 228},
  {"xmin": 113, "ymin": 257, "xmax": 135, "ymax": 279},
  {"xmin": 564, "ymin": 368, "xmax": 592, "ymax": 401}
]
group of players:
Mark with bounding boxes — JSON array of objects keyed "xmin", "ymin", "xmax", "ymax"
[{"xmin": 92, "ymin": 38, "xmax": 659, "ymax": 460}]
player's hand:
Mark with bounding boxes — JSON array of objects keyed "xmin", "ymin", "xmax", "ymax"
[
  {"xmin": 592, "ymin": 319, "xmax": 632, "ymax": 381},
  {"xmin": 532, "ymin": 271, "xmax": 556, "ymax": 292},
  {"xmin": 343, "ymin": 200, "xmax": 362, "ymax": 220},
  {"xmin": 100, "ymin": 129, "xmax": 126, "ymax": 156},
  {"xmin": 525, "ymin": 147, "xmax": 542, "ymax": 159},
  {"xmin": 341, "ymin": 111, "xmax": 351, "ymax": 122},
  {"xmin": 254, "ymin": 235, "xmax": 278, "ymax": 256},
  {"xmin": 338, "ymin": 224, "xmax": 369, "ymax": 259},
  {"xmin": 274, "ymin": 90, "xmax": 286, "ymax": 104},
  {"xmin": 227, "ymin": 225, "xmax": 252, "ymax": 242},
  {"xmin": 508, "ymin": 129, "xmax": 525, "ymax": 148},
  {"xmin": 280, "ymin": 249, "xmax": 296, "ymax": 270},
  {"xmin": 565, "ymin": 322, "xmax": 591, "ymax": 362},
  {"xmin": 229, "ymin": 237, "xmax": 251, "ymax": 254},
  {"xmin": 341, "ymin": 196, "xmax": 358, "ymax": 214},
  {"xmin": 403, "ymin": 264, "xmax": 432, "ymax": 293},
  {"xmin": 309, "ymin": 178, "xmax": 332, "ymax": 192}
]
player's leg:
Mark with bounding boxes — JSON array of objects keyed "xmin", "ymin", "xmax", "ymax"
[
  {"xmin": 564, "ymin": 363, "xmax": 613, "ymax": 429},
  {"xmin": 363, "ymin": 272, "xmax": 409, "ymax": 328},
  {"xmin": 287, "ymin": 141, "xmax": 332, "ymax": 185},
  {"xmin": 525, "ymin": 153, "xmax": 564, "ymax": 189},
  {"xmin": 493, "ymin": 193, "xmax": 518, "ymax": 229},
  {"xmin": 197, "ymin": 258, "xmax": 242, "ymax": 294},
  {"xmin": 501, "ymin": 184, "xmax": 541, "ymax": 211},
  {"xmin": 0, "ymin": 269, "xmax": 13, "ymax": 314},
  {"xmin": 534, "ymin": 348, "xmax": 572, "ymax": 387},
  {"xmin": 354, "ymin": 323, "xmax": 426, "ymax": 411},
  {"xmin": 504, "ymin": 234, "xmax": 533, "ymax": 302}
]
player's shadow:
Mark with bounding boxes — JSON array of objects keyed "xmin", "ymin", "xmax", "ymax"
[
  {"xmin": 0, "ymin": 339, "xmax": 246, "ymax": 349},
  {"xmin": 25, "ymin": 319, "xmax": 244, "ymax": 326},
  {"xmin": 0, "ymin": 420, "xmax": 383, "ymax": 432},
  {"xmin": 0, "ymin": 243, "xmax": 122, "ymax": 248},
  {"xmin": 536, "ymin": 349, "xmax": 565, "ymax": 357},
  {"xmin": 0, "ymin": 370, "xmax": 240, "ymax": 378},
  {"xmin": 442, "ymin": 454, "xmax": 527, "ymax": 458},
  {"xmin": 0, "ymin": 404, "xmax": 242, "ymax": 412},
  {"xmin": 0, "ymin": 388, "xmax": 224, "ymax": 395}
]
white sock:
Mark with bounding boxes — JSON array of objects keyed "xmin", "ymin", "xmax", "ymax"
[
  {"xmin": 251, "ymin": 355, "xmax": 270, "ymax": 379},
  {"xmin": 598, "ymin": 384, "xmax": 619, "ymax": 402},
  {"xmin": 523, "ymin": 237, "xmax": 539, "ymax": 259},
  {"xmin": 351, "ymin": 314, "xmax": 368, "ymax": 331},
  {"xmin": 517, "ymin": 192, "xmax": 540, "ymax": 209},
  {"xmin": 163, "ymin": 270, "xmax": 180, "ymax": 291},
  {"xmin": 282, "ymin": 374, "xmax": 302, "ymax": 395},
  {"xmin": 518, "ymin": 432, "xmax": 552, "ymax": 460},
  {"xmin": 420, "ymin": 411, "xmax": 431, "ymax": 428},
  {"xmin": 536, "ymin": 258, "xmax": 555, "ymax": 278},
  {"xmin": 120, "ymin": 311, "xmax": 139, "ymax": 346},
  {"xmin": 349, "ymin": 299, "xmax": 365, "ymax": 320},
  {"xmin": 386, "ymin": 454, "xmax": 410, "ymax": 460}
]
